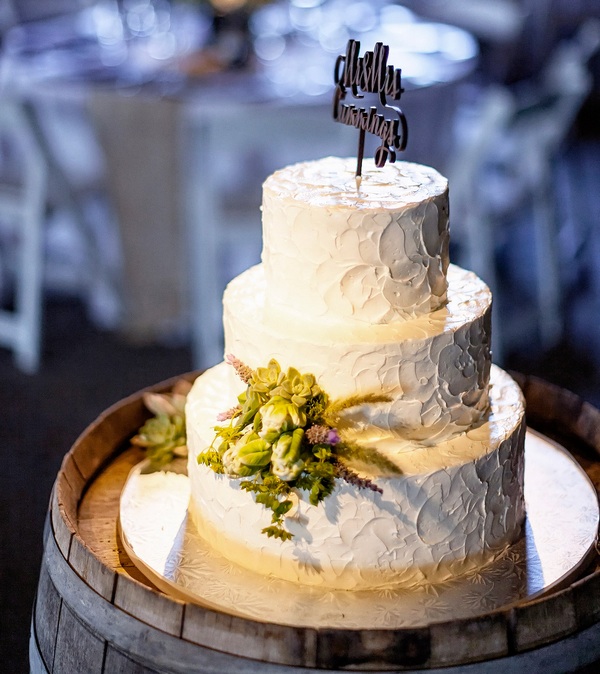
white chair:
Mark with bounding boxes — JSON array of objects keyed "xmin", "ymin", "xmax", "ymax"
[
  {"xmin": 0, "ymin": 0, "xmax": 123, "ymax": 371},
  {"xmin": 449, "ymin": 19, "xmax": 600, "ymax": 360},
  {"xmin": 0, "ymin": 98, "xmax": 47, "ymax": 372},
  {"xmin": 0, "ymin": 94, "xmax": 124, "ymax": 372}
]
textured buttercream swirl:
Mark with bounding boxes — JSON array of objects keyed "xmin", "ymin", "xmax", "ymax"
[{"xmin": 261, "ymin": 157, "xmax": 450, "ymax": 325}]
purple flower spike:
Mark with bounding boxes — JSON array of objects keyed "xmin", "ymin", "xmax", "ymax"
[
  {"xmin": 306, "ymin": 424, "xmax": 339, "ymax": 445},
  {"xmin": 216, "ymin": 405, "xmax": 241, "ymax": 422},
  {"xmin": 327, "ymin": 429, "xmax": 340, "ymax": 445},
  {"xmin": 225, "ymin": 354, "xmax": 253, "ymax": 384}
]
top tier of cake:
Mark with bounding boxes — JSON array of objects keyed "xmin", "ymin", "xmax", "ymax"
[{"xmin": 262, "ymin": 157, "xmax": 450, "ymax": 325}]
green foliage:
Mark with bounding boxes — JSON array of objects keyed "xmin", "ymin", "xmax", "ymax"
[
  {"xmin": 236, "ymin": 437, "xmax": 272, "ymax": 468},
  {"xmin": 251, "ymin": 358, "xmax": 285, "ymax": 394},
  {"xmin": 301, "ymin": 458, "xmax": 336, "ymax": 506},
  {"xmin": 213, "ymin": 424, "xmax": 242, "ymax": 444},
  {"xmin": 133, "ymin": 364, "xmax": 394, "ymax": 542},
  {"xmin": 262, "ymin": 525, "xmax": 294, "ymax": 541},
  {"xmin": 197, "ymin": 449, "xmax": 225, "ymax": 474},
  {"xmin": 304, "ymin": 391, "xmax": 329, "ymax": 424},
  {"xmin": 312, "ymin": 443, "xmax": 332, "ymax": 461},
  {"xmin": 240, "ymin": 473, "xmax": 293, "ymax": 538},
  {"xmin": 145, "ymin": 443, "xmax": 179, "ymax": 469},
  {"xmin": 270, "ymin": 367, "xmax": 321, "ymax": 407},
  {"xmin": 202, "ymin": 356, "xmax": 389, "ymax": 541},
  {"xmin": 235, "ymin": 389, "xmax": 263, "ymax": 429},
  {"xmin": 241, "ymin": 473, "xmax": 290, "ymax": 497}
]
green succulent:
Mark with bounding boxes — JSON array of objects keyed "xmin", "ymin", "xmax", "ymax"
[
  {"xmin": 221, "ymin": 429, "xmax": 272, "ymax": 476},
  {"xmin": 132, "ymin": 413, "xmax": 186, "ymax": 468},
  {"xmin": 132, "ymin": 379, "xmax": 191, "ymax": 468},
  {"xmin": 271, "ymin": 428, "xmax": 305, "ymax": 481},
  {"xmin": 271, "ymin": 367, "xmax": 321, "ymax": 407},
  {"xmin": 259, "ymin": 396, "xmax": 306, "ymax": 437},
  {"xmin": 250, "ymin": 358, "xmax": 285, "ymax": 394},
  {"xmin": 235, "ymin": 434, "xmax": 272, "ymax": 469},
  {"xmin": 235, "ymin": 387, "xmax": 263, "ymax": 430}
]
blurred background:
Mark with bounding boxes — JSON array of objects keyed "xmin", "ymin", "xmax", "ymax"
[{"xmin": 1, "ymin": 0, "xmax": 600, "ymax": 670}]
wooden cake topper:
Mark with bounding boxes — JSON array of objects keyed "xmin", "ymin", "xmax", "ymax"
[{"xmin": 333, "ymin": 39, "xmax": 408, "ymax": 181}]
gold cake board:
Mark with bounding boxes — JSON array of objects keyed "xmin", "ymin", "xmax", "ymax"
[{"xmin": 119, "ymin": 429, "xmax": 599, "ymax": 629}]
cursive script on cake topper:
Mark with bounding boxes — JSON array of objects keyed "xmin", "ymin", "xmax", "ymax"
[{"xmin": 333, "ymin": 39, "xmax": 408, "ymax": 181}]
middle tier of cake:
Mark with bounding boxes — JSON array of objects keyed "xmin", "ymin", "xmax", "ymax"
[{"xmin": 224, "ymin": 263, "xmax": 492, "ymax": 443}]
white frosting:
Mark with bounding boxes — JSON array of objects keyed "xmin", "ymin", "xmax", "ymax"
[
  {"xmin": 185, "ymin": 156, "xmax": 525, "ymax": 592},
  {"xmin": 261, "ymin": 157, "xmax": 450, "ymax": 324},
  {"xmin": 224, "ymin": 263, "xmax": 491, "ymax": 443},
  {"xmin": 187, "ymin": 364, "xmax": 525, "ymax": 590}
]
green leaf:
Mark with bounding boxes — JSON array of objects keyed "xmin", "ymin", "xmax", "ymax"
[
  {"xmin": 237, "ymin": 438, "xmax": 272, "ymax": 467},
  {"xmin": 262, "ymin": 525, "xmax": 293, "ymax": 541},
  {"xmin": 240, "ymin": 479, "xmax": 261, "ymax": 493},
  {"xmin": 262, "ymin": 473, "xmax": 290, "ymax": 494},
  {"xmin": 236, "ymin": 391, "xmax": 262, "ymax": 429},
  {"xmin": 273, "ymin": 499, "xmax": 293, "ymax": 517},
  {"xmin": 294, "ymin": 474, "xmax": 312, "ymax": 491},
  {"xmin": 213, "ymin": 425, "xmax": 242, "ymax": 444},
  {"xmin": 306, "ymin": 459, "xmax": 335, "ymax": 479},
  {"xmin": 313, "ymin": 444, "xmax": 332, "ymax": 461},
  {"xmin": 255, "ymin": 492, "xmax": 279, "ymax": 509},
  {"xmin": 309, "ymin": 483, "xmax": 321, "ymax": 506},
  {"xmin": 197, "ymin": 449, "xmax": 225, "ymax": 474},
  {"xmin": 146, "ymin": 445, "xmax": 175, "ymax": 469}
]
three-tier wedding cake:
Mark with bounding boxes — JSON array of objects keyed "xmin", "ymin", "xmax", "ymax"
[{"xmin": 186, "ymin": 156, "xmax": 526, "ymax": 590}]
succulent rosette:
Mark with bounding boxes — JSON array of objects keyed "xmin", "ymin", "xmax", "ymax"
[
  {"xmin": 270, "ymin": 367, "xmax": 320, "ymax": 407},
  {"xmin": 222, "ymin": 429, "xmax": 272, "ymax": 477},
  {"xmin": 132, "ymin": 414, "xmax": 187, "ymax": 466},
  {"xmin": 250, "ymin": 358, "xmax": 285, "ymax": 394},
  {"xmin": 259, "ymin": 396, "xmax": 306, "ymax": 439},
  {"xmin": 132, "ymin": 380, "xmax": 192, "ymax": 468}
]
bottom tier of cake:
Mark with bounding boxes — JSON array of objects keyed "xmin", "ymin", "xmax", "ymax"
[{"xmin": 186, "ymin": 365, "xmax": 525, "ymax": 591}]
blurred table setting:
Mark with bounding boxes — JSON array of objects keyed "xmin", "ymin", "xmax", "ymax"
[{"xmin": 0, "ymin": 0, "xmax": 481, "ymax": 369}]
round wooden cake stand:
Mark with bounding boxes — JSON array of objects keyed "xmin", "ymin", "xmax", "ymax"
[{"xmin": 30, "ymin": 373, "xmax": 600, "ymax": 674}]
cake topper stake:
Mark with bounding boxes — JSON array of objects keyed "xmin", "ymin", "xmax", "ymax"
[
  {"xmin": 356, "ymin": 128, "xmax": 366, "ymax": 188},
  {"xmin": 333, "ymin": 40, "xmax": 408, "ymax": 182}
]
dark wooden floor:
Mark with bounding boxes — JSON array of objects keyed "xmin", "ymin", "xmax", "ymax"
[{"xmin": 1, "ymin": 138, "xmax": 599, "ymax": 673}]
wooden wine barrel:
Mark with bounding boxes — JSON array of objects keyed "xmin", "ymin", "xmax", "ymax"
[{"xmin": 30, "ymin": 374, "xmax": 600, "ymax": 674}]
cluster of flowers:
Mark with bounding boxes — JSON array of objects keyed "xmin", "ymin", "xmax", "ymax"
[
  {"xmin": 199, "ymin": 355, "xmax": 386, "ymax": 540},
  {"xmin": 216, "ymin": 355, "xmax": 340, "ymax": 481}
]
